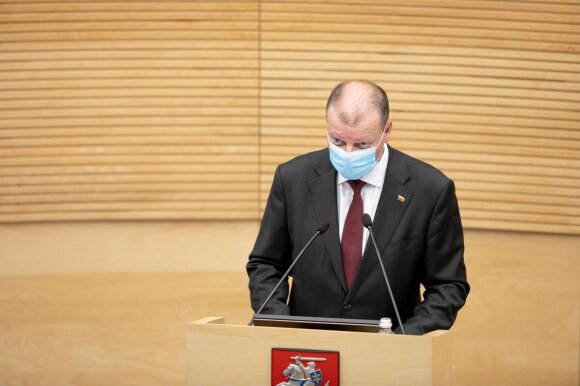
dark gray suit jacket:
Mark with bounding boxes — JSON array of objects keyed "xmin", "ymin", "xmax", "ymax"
[{"xmin": 247, "ymin": 146, "xmax": 469, "ymax": 335}]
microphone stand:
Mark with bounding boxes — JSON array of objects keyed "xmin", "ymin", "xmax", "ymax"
[
  {"xmin": 248, "ymin": 223, "xmax": 329, "ymax": 326},
  {"xmin": 363, "ymin": 214, "xmax": 406, "ymax": 335}
]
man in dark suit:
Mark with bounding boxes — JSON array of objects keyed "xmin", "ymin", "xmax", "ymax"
[{"xmin": 247, "ymin": 80, "xmax": 469, "ymax": 335}]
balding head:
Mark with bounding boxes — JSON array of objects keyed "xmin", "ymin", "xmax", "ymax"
[{"xmin": 326, "ymin": 80, "xmax": 389, "ymax": 129}]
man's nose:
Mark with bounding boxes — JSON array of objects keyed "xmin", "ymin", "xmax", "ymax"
[{"xmin": 344, "ymin": 144, "xmax": 357, "ymax": 153}]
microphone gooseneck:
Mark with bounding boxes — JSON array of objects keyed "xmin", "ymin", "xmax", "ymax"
[
  {"xmin": 362, "ymin": 213, "xmax": 406, "ymax": 335},
  {"xmin": 248, "ymin": 222, "xmax": 329, "ymax": 326}
]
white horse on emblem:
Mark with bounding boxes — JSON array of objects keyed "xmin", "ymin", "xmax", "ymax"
[
  {"xmin": 276, "ymin": 357, "xmax": 330, "ymax": 386},
  {"xmin": 276, "ymin": 363, "xmax": 315, "ymax": 386}
]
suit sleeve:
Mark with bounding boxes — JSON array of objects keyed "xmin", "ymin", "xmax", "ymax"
[
  {"xmin": 399, "ymin": 179, "xmax": 470, "ymax": 335},
  {"xmin": 246, "ymin": 166, "xmax": 292, "ymax": 315}
]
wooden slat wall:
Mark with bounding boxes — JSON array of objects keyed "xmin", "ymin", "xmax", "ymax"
[
  {"xmin": 260, "ymin": 0, "xmax": 580, "ymax": 235},
  {"xmin": 0, "ymin": 1, "xmax": 260, "ymax": 221},
  {"xmin": 1, "ymin": 0, "xmax": 579, "ymax": 234}
]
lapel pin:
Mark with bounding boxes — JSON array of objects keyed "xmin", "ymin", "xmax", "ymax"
[{"xmin": 397, "ymin": 195, "xmax": 405, "ymax": 203}]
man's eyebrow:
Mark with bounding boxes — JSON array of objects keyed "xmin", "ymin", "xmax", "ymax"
[{"xmin": 356, "ymin": 136, "xmax": 375, "ymax": 143}]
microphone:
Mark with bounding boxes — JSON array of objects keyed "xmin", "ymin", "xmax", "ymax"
[
  {"xmin": 248, "ymin": 222, "xmax": 330, "ymax": 326},
  {"xmin": 362, "ymin": 213, "xmax": 406, "ymax": 335}
]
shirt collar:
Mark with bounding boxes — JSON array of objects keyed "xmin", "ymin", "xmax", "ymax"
[{"xmin": 337, "ymin": 144, "xmax": 389, "ymax": 188}]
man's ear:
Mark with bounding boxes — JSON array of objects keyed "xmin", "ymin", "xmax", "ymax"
[{"xmin": 383, "ymin": 119, "xmax": 393, "ymax": 142}]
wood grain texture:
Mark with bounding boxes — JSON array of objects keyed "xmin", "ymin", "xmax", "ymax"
[
  {"xmin": 452, "ymin": 229, "xmax": 580, "ymax": 386},
  {"xmin": 0, "ymin": 221, "xmax": 258, "ymax": 275},
  {"xmin": 0, "ymin": 0, "xmax": 260, "ymax": 223},
  {"xmin": 259, "ymin": 0, "xmax": 580, "ymax": 235},
  {"xmin": 0, "ymin": 272, "xmax": 252, "ymax": 386},
  {"xmin": 0, "ymin": 0, "xmax": 578, "ymax": 233},
  {"xmin": 188, "ymin": 318, "xmax": 452, "ymax": 385},
  {"xmin": 0, "ymin": 225, "xmax": 577, "ymax": 385}
]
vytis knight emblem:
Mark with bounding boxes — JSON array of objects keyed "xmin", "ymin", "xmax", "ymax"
[{"xmin": 276, "ymin": 355, "xmax": 330, "ymax": 386}]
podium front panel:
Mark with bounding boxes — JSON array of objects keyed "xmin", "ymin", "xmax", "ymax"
[{"xmin": 187, "ymin": 317, "xmax": 453, "ymax": 385}]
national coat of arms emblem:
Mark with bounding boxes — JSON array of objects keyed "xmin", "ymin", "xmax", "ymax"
[{"xmin": 272, "ymin": 349, "xmax": 339, "ymax": 386}]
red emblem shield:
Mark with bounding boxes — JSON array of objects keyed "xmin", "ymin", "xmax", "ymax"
[{"xmin": 271, "ymin": 348, "xmax": 339, "ymax": 386}]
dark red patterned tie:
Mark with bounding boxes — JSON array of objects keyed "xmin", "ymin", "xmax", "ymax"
[{"xmin": 341, "ymin": 180, "xmax": 366, "ymax": 290}]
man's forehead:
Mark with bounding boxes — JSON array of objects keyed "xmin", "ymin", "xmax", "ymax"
[
  {"xmin": 327, "ymin": 124, "xmax": 381, "ymax": 142},
  {"xmin": 328, "ymin": 102, "xmax": 380, "ymax": 120},
  {"xmin": 327, "ymin": 108, "xmax": 382, "ymax": 134}
]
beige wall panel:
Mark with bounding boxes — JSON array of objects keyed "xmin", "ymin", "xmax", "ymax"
[
  {"xmin": 0, "ymin": 271, "xmax": 252, "ymax": 386},
  {"xmin": 259, "ymin": 1, "xmax": 580, "ymax": 235},
  {"xmin": 262, "ymin": 1, "xmax": 580, "ymax": 25},
  {"xmin": 0, "ymin": 1, "xmax": 578, "ymax": 384},
  {"xmin": 0, "ymin": 225, "xmax": 578, "ymax": 385},
  {"xmin": 0, "ymin": 221, "xmax": 258, "ymax": 275},
  {"xmin": 0, "ymin": 1, "xmax": 260, "ymax": 223},
  {"xmin": 452, "ymin": 230, "xmax": 580, "ymax": 386}
]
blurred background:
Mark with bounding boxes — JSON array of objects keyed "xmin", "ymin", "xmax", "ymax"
[{"xmin": 0, "ymin": 1, "xmax": 578, "ymax": 385}]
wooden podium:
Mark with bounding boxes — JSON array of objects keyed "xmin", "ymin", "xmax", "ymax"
[{"xmin": 187, "ymin": 316, "xmax": 454, "ymax": 385}]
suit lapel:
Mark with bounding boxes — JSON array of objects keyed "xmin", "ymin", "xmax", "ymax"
[
  {"xmin": 308, "ymin": 158, "xmax": 347, "ymax": 292},
  {"xmin": 350, "ymin": 148, "xmax": 414, "ymax": 295}
]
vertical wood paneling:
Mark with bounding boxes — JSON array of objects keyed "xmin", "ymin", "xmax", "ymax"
[
  {"xmin": 0, "ymin": 1, "xmax": 260, "ymax": 222},
  {"xmin": 260, "ymin": 0, "xmax": 580, "ymax": 235}
]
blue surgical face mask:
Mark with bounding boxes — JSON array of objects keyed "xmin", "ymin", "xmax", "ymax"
[
  {"xmin": 329, "ymin": 143, "xmax": 377, "ymax": 180},
  {"xmin": 328, "ymin": 130, "xmax": 385, "ymax": 180}
]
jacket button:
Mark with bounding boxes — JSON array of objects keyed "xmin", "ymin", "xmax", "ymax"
[{"xmin": 343, "ymin": 303, "xmax": 352, "ymax": 311}]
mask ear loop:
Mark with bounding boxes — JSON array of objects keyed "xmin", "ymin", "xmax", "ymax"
[{"xmin": 375, "ymin": 124, "xmax": 388, "ymax": 161}]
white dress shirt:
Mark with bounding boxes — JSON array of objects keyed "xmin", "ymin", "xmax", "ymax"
[{"xmin": 337, "ymin": 144, "xmax": 389, "ymax": 254}]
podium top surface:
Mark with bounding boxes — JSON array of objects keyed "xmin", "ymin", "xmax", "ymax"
[{"xmin": 252, "ymin": 313, "xmax": 381, "ymax": 333}]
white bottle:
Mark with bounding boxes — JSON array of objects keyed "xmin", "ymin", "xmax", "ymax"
[{"xmin": 378, "ymin": 317, "xmax": 393, "ymax": 334}]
